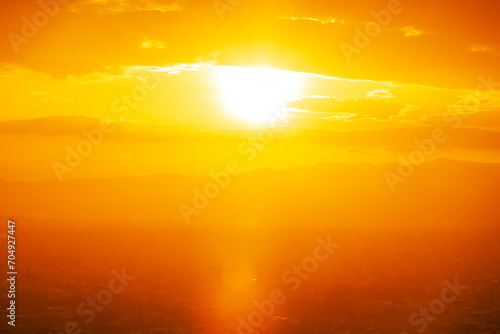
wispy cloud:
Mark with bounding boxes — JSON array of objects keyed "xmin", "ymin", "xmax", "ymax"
[
  {"xmin": 469, "ymin": 45, "xmax": 492, "ymax": 53},
  {"xmin": 275, "ymin": 16, "xmax": 427, "ymax": 40},
  {"xmin": 140, "ymin": 39, "xmax": 168, "ymax": 49},
  {"xmin": 275, "ymin": 16, "xmax": 345, "ymax": 25},
  {"xmin": 68, "ymin": 0, "xmax": 183, "ymax": 14},
  {"xmin": 288, "ymin": 95, "xmax": 405, "ymax": 121},
  {"xmin": 400, "ymin": 26, "xmax": 427, "ymax": 38},
  {"xmin": 468, "ymin": 45, "xmax": 499, "ymax": 56},
  {"xmin": 366, "ymin": 89, "xmax": 395, "ymax": 99}
]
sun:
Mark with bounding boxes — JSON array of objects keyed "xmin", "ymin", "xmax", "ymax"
[{"xmin": 214, "ymin": 66, "xmax": 302, "ymax": 124}]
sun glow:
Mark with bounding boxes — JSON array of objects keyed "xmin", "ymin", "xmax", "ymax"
[{"xmin": 214, "ymin": 67, "xmax": 302, "ymax": 124}]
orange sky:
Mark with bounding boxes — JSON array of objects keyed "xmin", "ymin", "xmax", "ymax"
[
  {"xmin": 0, "ymin": 0, "xmax": 499, "ymax": 181},
  {"xmin": 2, "ymin": 4, "xmax": 500, "ymax": 333}
]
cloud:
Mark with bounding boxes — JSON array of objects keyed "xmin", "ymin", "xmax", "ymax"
[
  {"xmin": 68, "ymin": 0, "xmax": 183, "ymax": 13},
  {"xmin": 276, "ymin": 16, "xmax": 428, "ymax": 40},
  {"xmin": 0, "ymin": 115, "xmax": 179, "ymax": 136},
  {"xmin": 288, "ymin": 95, "xmax": 405, "ymax": 120},
  {"xmin": 275, "ymin": 16, "xmax": 344, "ymax": 25},
  {"xmin": 468, "ymin": 45, "xmax": 499, "ymax": 56},
  {"xmin": 400, "ymin": 26, "xmax": 427, "ymax": 38},
  {"xmin": 322, "ymin": 113, "xmax": 356, "ymax": 121},
  {"xmin": 366, "ymin": 89, "xmax": 395, "ymax": 99},
  {"xmin": 469, "ymin": 45, "xmax": 491, "ymax": 53},
  {"xmin": 140, "ymin": 40, "xmax": 168, "ymax": 49}
]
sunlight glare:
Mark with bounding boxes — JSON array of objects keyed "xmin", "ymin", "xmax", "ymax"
[{"xmin": 215, "ymin": 67, "xmax": 302, "ymax": 124}]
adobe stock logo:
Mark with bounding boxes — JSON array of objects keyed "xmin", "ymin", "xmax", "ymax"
[
  {"xmin": 399, "ymin": 277, "xmax": 467, "ymax": 334},
  {"xmin": 226, "ymin": 236, "xmax": 340, "ymax": 334},
  {"xmin": 213, "ymin": 0, "xmax": 243, "ymax": 21},
  {"xmin": 385, "ymin": 74, "xmax": 500, "ymax": 192},
  {"xmin": 49, "ymin": 268, "xmax": 135, "ymax": 334},
  {"xmin": 339, "ymin": 0, "xmax": 405, "ymax": 63},
  {"xmin": 7, "ymin": 0, "xmax": 70, "ymax": 55}
]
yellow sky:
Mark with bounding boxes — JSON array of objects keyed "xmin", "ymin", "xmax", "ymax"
[
  {"xmin": 0, "ymin": 0, "xmax": 499, "ymax": 181},
  {"xmin": 1, "ymin": 0, "xmax": 500, "ymax": 127}
]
